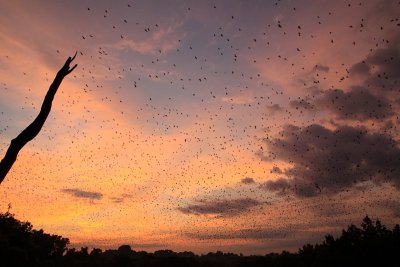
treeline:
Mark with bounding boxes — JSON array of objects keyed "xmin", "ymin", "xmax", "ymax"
[{"xmin": 1, "ymin": 211, "xmax": 399, "ymax": 267}]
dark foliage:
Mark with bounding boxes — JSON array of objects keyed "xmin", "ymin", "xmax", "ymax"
[
  {"xmin": 0, "ymin": 213, "xmax": 399, "ymax": 267},
  {"xmin": 0, "ymin": 212, "xmax": 69, "ymax": 266}
]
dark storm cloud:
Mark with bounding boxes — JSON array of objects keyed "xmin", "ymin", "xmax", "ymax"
[
  {"xmin": 178, "ymin": 198, "xmax": 262, "ymax": 216},
  {"xmin": 260, "ymin": 124, "xmax": 400, "ymax": 197},
  {"xmin": 307, "ymin": 34, "xmax": 400, "ymax": 122},
  {"xmin": 241, "ymin": 177, "xmax": 255, "ymax": 184},
  {"xmin": 62, "ymin": 188, "xmax": 103, "ymax": 200},
  {"xmin": 314, "ymin": 87, "xmax": 393, "ymax": 121},
  {"xmin": 262, "ymin": 33, "xmax": 400, "ymax": 199},
  {"xmin": 348, "ymin": 35, "xmax": 400, "ymax": 91},
  {"xmin": 349, "ymin": 61, "xmax": 370, "ymax": 76},
  {"xmin": 364, "ymin": 45, "xmax": 400, "ymax": 90}
]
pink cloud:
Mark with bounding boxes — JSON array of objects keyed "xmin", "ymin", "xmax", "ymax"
[{"xmin": 116, "ymin": 24, "xmax": 184, "ymax": 55}]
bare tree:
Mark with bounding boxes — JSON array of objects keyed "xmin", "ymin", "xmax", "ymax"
[{"xmin": 0, "ymin": 54, "xmax": 77, "ymax": 184}]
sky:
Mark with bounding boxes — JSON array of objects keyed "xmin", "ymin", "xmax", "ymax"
[{"xmin": 0, "ymin": 0, "xmax": 400, "ymax": 255}]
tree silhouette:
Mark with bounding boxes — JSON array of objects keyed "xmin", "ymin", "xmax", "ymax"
[
  {"xmin": 0, "ymin": 211, "xmax": 69, "ymax": 266},
  {"xmin": 0, "ymin": 54, "xmax": 77, "ymax": 184},
  {"xmin": 1, "ymin": 212, "xmax": 399, "ymax": 267}
]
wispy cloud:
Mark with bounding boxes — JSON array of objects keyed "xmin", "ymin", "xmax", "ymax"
[
  {"xmin": 266, "ymin": 104, "xmax": 285, "ymax": 115},
  {"xmin": 109, "ymin": 193, "xmax": 134, "ymax": 203},
  {"xmin": 221, "ymin": 91, "xmax": 255, "ymax": 104},
  {"xmin": 185, "ymin": 226, "xmax": 299, "ymax": 240},
  {"xmin": 241, "ymin": 177, "xmax": 255, "ymax": 184},
  {"xmin": 62, "ymin": 188, "xmax": 103, "ymax": 200},
  {"xmin": 116, "ymin": 23, "xmax": 183, "ymax": 55},
  {"xmin": 178, "ymin": 198, "xmax": 262, "ymax": 216}
]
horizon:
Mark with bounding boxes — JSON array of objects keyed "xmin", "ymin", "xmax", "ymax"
[{"xmin": 1, "ymin": 0, "xmax": 400, "ymax": 255}]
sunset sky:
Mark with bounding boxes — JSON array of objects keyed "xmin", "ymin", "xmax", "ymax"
[{"xmin": 1, "ymin": 0, "xmax": 400, "ymax": 255}]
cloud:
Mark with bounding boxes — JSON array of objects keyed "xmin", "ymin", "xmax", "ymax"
[
  {"xmin": 364, "ymin": 44, "xmax": 400, "ymax": 90},
  {"xmin": 310, "ymin": 199, "xmax": 349, "ymax": 217},
  {"xmin": 289, "ymin": 98, "xmax": 315, "ymax": 111},
  {"xmin": 221, "ymin": 91, "xmax": 255, "ymax": 104},
  {"xmin": 270, "ymin": 166, "xmax": 283, "ymax": 174},
  {"xmin": 314, "ymin": 87, "xmax": 393, "ymax": 121},
  {"xmin": 241, "ymin": 177, "xmax": 255, "ymax": 184},
  {"xmin": 260, "ymin": 178, "xmax": 291, "ymax": 195},
  {"xmin": 62, "ymin": 188, "xmax": 103, "ymax": 200},
  {"xmin": 116, "ymin": 23, "xmax": 182, "ymax": 55},
  {"xmin": 266, "ymin": 104, "xmax": 285, "ymax": 115},
  {"xmin": 299, "ymin": 34, "xmax": 400, "ymax": 123},
  {"xmin": 109, "ymin": 193, "xmax": 134, "ymax": 203},
  {"xmin": 349, "ymin": 35, "xmax": 400, "ymax": 91},
  {"xmin": 260, "ymin": 124, "xmax": 400, "ymax": 197},
  {"xmin": 186, "ymin": 227, "xmax": 297, "ymax": 240},
  {"xmin": 349, "ymin": 61, "xmax": 370, "ymax": 76},
  {"xmin": 178, "ymin": 198, "xmax": 262, "ymax": 216},
  {"xmin": 372, "ymin": 198, "xmax": 400, "ymax": 218},
  {"xmin": 313, "ymin": 64, "xmax": 330, "ymax": 73}
]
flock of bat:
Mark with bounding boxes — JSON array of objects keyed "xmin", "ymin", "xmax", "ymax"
[{"xmin": 1, "ymin": 0, "xmax": 399, "ymax": 248}]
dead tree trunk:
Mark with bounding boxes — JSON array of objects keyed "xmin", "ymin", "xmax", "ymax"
[{"xmin": 0, "ymin": 54, "xmax": 77, "ymax": 184}]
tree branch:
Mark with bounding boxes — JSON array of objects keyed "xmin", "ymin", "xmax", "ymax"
[{"xmin": 0, "ymin": 54, "xmax": 77, "ymax": 184}]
